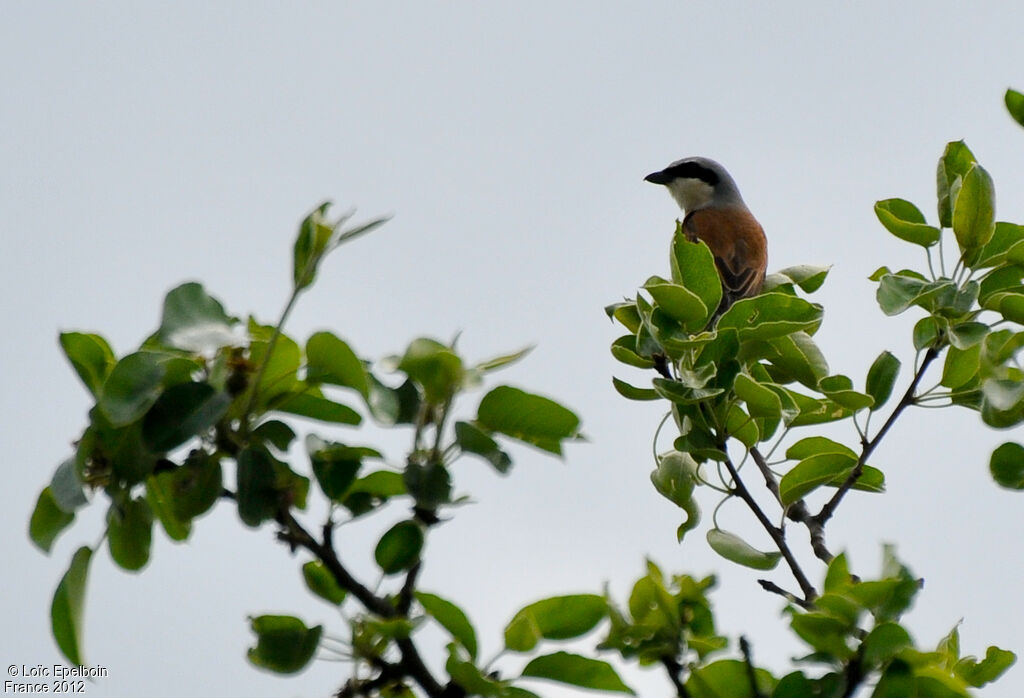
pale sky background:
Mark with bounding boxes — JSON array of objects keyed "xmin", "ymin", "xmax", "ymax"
[{"xmin": 3, "ymin": 3, "xmax": 1024, "ymax": 697}]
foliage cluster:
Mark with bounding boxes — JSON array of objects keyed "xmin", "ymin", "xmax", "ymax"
[{"xmin": 29, "ymin": 94, "xmax": 1024, "ymax": 696}]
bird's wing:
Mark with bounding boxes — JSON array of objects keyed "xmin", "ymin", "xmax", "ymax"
[{"xmin": 683, "ymin": 208, "xmax": 768, "ymax": 309}]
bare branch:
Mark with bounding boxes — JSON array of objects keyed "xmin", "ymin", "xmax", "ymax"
[
  {"xmin": 814, "ymin": 346, "xmax": 940, "ymax": 527},
  {"xmin": 660, "ymin": 656, "xmax": 692, "ymax": 698},
  {"xmin": 739, "ymin": 637, "xmax": 764, "ymax": 698},
  {"xmin": 722, "ymin": 455, "xmax": 817, "ymax": 602},
  {"xmin": 756, "ymin": 579, "xmax": 813, "ymax": 610}
]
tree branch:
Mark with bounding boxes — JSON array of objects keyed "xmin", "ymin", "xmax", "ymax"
[
  {"xmin": 739, "ymin": 637, "xmax": 764, "ymax": 698},
  {"xmin": 660, "ymin": 656, "xmax": 691, "ymax": 698},
  {"xmin": 749, "ymin": 447, "xmax": 833, "ymax": 564},
  {"xmin": 756, "ymin": 579, "xmax": 813, "ymax": 610},
  {"xmin": 814, "ymin": 346, "xmax": 940, "ymax": 527},
  {"xmin": 275, "ymin": 510, "xmax": 450, "ymax": 696},
  {"xmin": 722, "ymin": 455, "xmax": 817, "ymax": 602}
]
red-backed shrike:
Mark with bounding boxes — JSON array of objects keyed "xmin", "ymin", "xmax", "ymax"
[{"xmin": 645, "ymin": 157, "xmax": 768, "ymax": 317}]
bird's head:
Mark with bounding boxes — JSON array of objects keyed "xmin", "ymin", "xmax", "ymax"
[{"xmin": 644, "ymin": 157, "xmax": 744, "ymax": 212}]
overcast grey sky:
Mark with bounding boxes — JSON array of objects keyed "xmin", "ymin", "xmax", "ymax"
[{"xmin": 3, "ymin": 3, "xmax": 1024, "ymax": 696}]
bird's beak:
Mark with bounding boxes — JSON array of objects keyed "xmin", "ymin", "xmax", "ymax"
[{"xmin": 644, "ymin": 170, "xmax": 671, "ymax": 185}]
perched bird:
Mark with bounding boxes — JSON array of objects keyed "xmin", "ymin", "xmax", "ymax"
[{"xmin": 645, "ymin": 157, "xmax": 768, "ymax": 317}]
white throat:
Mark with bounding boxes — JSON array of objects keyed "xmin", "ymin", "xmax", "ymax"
[{"xmin": 666, "ymin": 178, "xmax": 714, "ymax": 212}]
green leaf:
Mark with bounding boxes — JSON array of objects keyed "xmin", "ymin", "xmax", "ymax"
[
  {"xmin": 734, "ymin": 373, "xmax": 783, "ymax": 421},
  {"xmin": 971, "ymin": 222, "xmax": 1024, "ymax": 269},
  {"xmin": 141, "ymin": 382, "xmax": 231, "ymax": 452},
  {"xmin": 786, "ymin": 391, "xmax": 852, "ymax": 426},
  {"xmin": 979, "ymin": 266, "xmax": 1024, "ymax": 307},
  {"xmin": 671, "ymin": 234, "xmax": 722, "ymax": 326},
  {"xmin": 307, "ymin": 436, "xmax": 379, "ymax": 500},
  {"xmin": 650, "ymin": 451, "xmax": 699, "ymax": 509},
  {"xmin": 790, "ymin": 612, "xmax": 853, "ymax": 658},
  {"xmin": 247, "ymin": 327, "xmax": 301, "ymax": 404},
  {"xmin": 29, "ymin": 487, "xmax": 75, "ymax": 553},
  {"xmin": 145, "ymin": 473, "xmax": 191, "ymax": 542},
  {"xmin": 292, "ymin": 202, "xmax": 335, "ymax": 291},
  {"xmin": 724, "ymin": 403, "xmax": 759, "ymax": 447},
  {"xmin": 374, "ymin": 520, "xmax": 424, "ymax": 574},
  {"xmin": 705, "ymin": 529, "xmax": 781, "ymax": 570},
  {"xmin": 990, "ymin": 442, "xmax": 1024, "ymax": 489},
  {"xmin": 771, "ymin": 672, "xmax": 816, "ymax": 698},
  {"xmin": 156, "ymin": 282, "xmax": 238, "ymax": 352},
  {"xmin": 949, "ymin": 322, "xmax": 988, "ymax": 350},
  {"xmin": 834, "ymin": 464, "xmax": 885, "ymax": 494},
  {"xmin": 473, "ymin": 345, "xmax": 534, "ymax": 374},
  {"xmin": 50, "ymin": 457, "xmax": 88, "ymax": 513},
  {"xmin": 247, "ymin": 614, "xmax": 322, "ymax": 674},
  {"xmin": 445, "ymin": 644, "xmax": 503, "ymax": 694},
  {"xmin": 862, "ymin": 622, "xmax": 913, "ymax": 668},
  {"xmin": 611, "ymin": 376, "xmax": 660, "ymax": 401},
  {"xmin": 952, "ymin": 165, "xmax": 996, "ymax": 252},
  {"xmin": 454, "ymin": 421, "xmax": 512, "ymax": 473},
  {"xmin": 941, "ymin": 344, "xmax": 980, "ymax": 389},
  {"xmin": 874, "ymin": 659, "xmax": 915, "ymax": 698},
  {"xmin": 824, "ymin": 553, "xmax": 852, "ymax": 592},
  {"xmin": 251, "ymin": 419, "xmax": 297, "ymax": 451},
  {"xmin": 779, "ymin": 453, "xmax": 856, "ymax": 505},
  {"xmin": 505, "ymin": 595, "xmax": 607, "ymax": 652},
  {"xmin": 652, "ymin": 376, "xmax": 724, "ymax": 404},
  {"xmin": 982, "ymin": 378, "xmax": 1024, "ymax": 412},
  {"xmin": 762, "ymin": 331, "xmax": 829, "ymax": 389},
  {"xmin": 305, "ymin": 331, "xmax": 369, "ymax": 397},
  {"xmin": 99, "ymin": 352, "xmax": 166, "ymax": 426},
  {"xmin": 346, "ymin": 470, "xmax": 406, "ymax": 498},
  {"xmin": 644, "ymin": 276, "xmax": 708, "ymax": 327},
  {"xmin": 1005, "ymin": 88, "xmax": 1024, "ymax": 128},
  {"xmin": 865, "ymin": 351, "xmax": 901, "ymax": 411},
  {"xmin": 818, "ymin": 374, "xmax": 874, "ymax": 411},
  {"xmin": 477, "ymin": 386, "xmax": 581, "ymax": 455},
  {"xmin": 990, "ymin": 290, "xmax": 1024, "ymax": 324},
  {"xmin": 876, "ymin": 274, "xmax": 956, "ymax": 316},
  {"xmin": 610, "ymin": 335, "xmax": 654, "ymax": 369},
  {"xmin": 520, "ymin": 652, "xmax": 634, "ymax": 695},
  {"xmin": 160, "ymin": 454, "xmax": 222, "ymax": 523},
  {"xmin": 869, "ymin": 266, "xmax": 891, "ymax": 281},
  {"xmin": 59, "ymin": 332, "xmax": 115, "ymax": 397},
  {"xmin": 404, "ymin": 462, "xmax": 452, "ymax": 510},
  {"xmin": 717, "ymin": 293, "xmax": 823, "ymax": 341},
  {"xmin": 106, "ymin": 498, "xmax": 153, "ymax": 571},
  {"xmin": 686, "ymin": 659, "xmax": 776, "ymax": 698},
  {"xmin": 874, "ymin": 199, "xmax": 941, "ymax": 247},
  {"xmin": 417, "ymin": 592, "xmax": 479, "ymax": 660},
  {"xmin": 605, "ymin": 301, "xmax": 642, "ymax": 334},
  {"xmin": 937, "ymin": 141, "xmax": 977, "ymax": 228},
  {"xmin": 913, "ymin": 317, "xmax": 940, "ymax": 350},
  {"xmin": 51, "ymin": 546, "xmax": 93, "ymax": 666},
  {"xmin": 273, "ymin": 390, "xmax": 361, "ymax": 425},
  {"xmin": 236, "ymin": 447, "xmax": 279, "ymax": 527},
  {"xmin": 397, "ymin": 337, "xmax": 464, "ymax": 403},
  {"xmin": 366, "ymin": 374, "xmax": 420, "ymax": 425},
  {"xmin": 766, "ymin": 265, "xmax": 831, "ymax": 293},
  {"xmin": 954, "ymin": 646, "xmax": 1016, "ymax": 687},
  {"xmin": 302, "ymin": 560, "xmax": 347, "ymax": 605},
  {"xmin": 786, "ymin": 436, "xmax": 857, "ymax": 460}
]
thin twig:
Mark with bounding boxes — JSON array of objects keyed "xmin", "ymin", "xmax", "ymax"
[
  {"xmin": 814, "ymin": 346, "xmax": 940, "ymax": 526},
  {"xmin": 397, "ymin": 561, "xmax": 422, "ymax": 615},
  {"xmin": 722, "ymin": 455, "xmax": 817, "ymax": 602},
  {"xmin": 275, "ymin": 510, "xmax": 451, "ymax": 696},
  {"xmin": 739, "ymin": 637, "xmax": 764, "ymax": 698},
  {"xmin": 750, "ymin": 447, "xmax": 833, "ymax": 564},
  {"xmin": 660, "ymin": 656, "xmax": 691, "ymax": 698},
  {"xmin": 756, "ymin": 579, "xmax": 813, "ymax": 610}
]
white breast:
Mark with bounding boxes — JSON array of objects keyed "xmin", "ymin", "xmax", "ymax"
[{"xmin": 666, "ymin": 178, "xmax": 714, "ymax": 212}]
